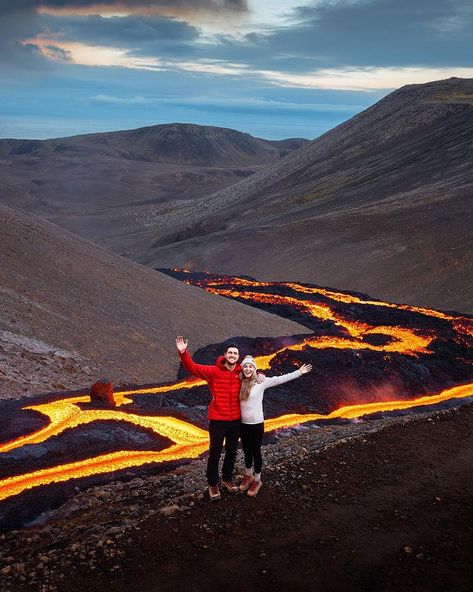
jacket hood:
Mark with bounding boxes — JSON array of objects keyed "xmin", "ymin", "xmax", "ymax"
[{"xmin": 216, "ymin": 355, "xmax": 241, "ymax": 372}]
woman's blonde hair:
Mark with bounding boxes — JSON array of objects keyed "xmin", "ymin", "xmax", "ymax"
[{"xmin": 239, "ymin": 366, "xmax": 257, "ymax": 400}]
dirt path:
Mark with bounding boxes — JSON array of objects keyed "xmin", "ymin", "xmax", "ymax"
[{"xmin": 56, "ymin": 404, "xmax": 473, "ymax": 592}]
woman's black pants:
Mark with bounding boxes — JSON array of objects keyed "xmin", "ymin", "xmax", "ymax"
[
  {"xmin": 207, "ymin": 419, "xmax": 240, "ymax": 486},
  {"xmin": 240, "ymin": 422, "xmax": 264, "ymax": 474}
]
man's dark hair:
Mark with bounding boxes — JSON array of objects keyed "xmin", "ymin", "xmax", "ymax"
[{"xmin": 225, "ymin": 343, "xmax": 239, "ymax": 352}]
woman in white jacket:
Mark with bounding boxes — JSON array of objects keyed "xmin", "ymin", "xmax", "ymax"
[{"xmin": 239, "ymin": 355, "xmax": 312, "ymax": 496}]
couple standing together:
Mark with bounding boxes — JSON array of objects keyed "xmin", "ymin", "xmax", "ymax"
[{"xmin": 176, "ymin": 336, "xmax": 312, "ymax": 500}]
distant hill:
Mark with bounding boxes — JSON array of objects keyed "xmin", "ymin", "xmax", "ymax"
[
  {"xmin": 0, "ymin": 123, "xmax": 307, "ymax": 165},
  {"xmin": 0, "ymin": 204, "xmax": 308, "ymax": 398},
  {"xmin": 140, "ymin": 78, "xmax": 473, "ymax": 314},
  {"xmin": 0, "ymin": 123, "xmax": 308, "ymax": 248}
]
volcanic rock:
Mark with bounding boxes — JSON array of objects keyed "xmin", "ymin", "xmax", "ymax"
[{"xmin": 90, "ymin": 379, "xmax": 116, "ymax": 407}]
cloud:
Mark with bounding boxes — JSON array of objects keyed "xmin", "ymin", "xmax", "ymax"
[
  {"xmin": 258, "ymin": 66, "xmax": 473, "ymax": 91},
  {"xmin": 41, "ymin": 13, "xmax": 200, "ymax": 44},
  {"xmin": 26, "ymin": 38, "xmax": 166, "ymax": 69},
  {"xmin": 5, "ymin": 0, "xmax": 249, "ymax": 17},
  {"xmin": 0, "ymin": 0, "xmax": 248, "ymax": 54},
  {"xmin": 91, "ymin": 94, "xmax": 154, "ymax": 104},
  {"xmin": 191, "ymin": 0, "xmax": 473, "ymax": 75},
  {"xmin": 40, "ymin": 43, "xmax": 73, "ymax": 61},
  {"xmin": 0, "ymin": 8, "xmax": 50, "ymax": 74},
  {"xmin": 250, "ymin": 0, "xmax": 473, "ymax": 69},
  {"xmin": 2, "ymin": 0, "xmax": 473, "ymax": 141},
  {"xmin": 27, "ymin": 37, "xmax": 252, "ymax": 75},
  {"xmin": 24, "ymin": 34, "xmax": 473, "ymax": 92},
  {"xmin": 5, "ymin": 0, "xmax": 473, "ymax": 78},
  {"xmin": 89, "ymin": 94, "xmax": 366, "ymax": 114}
]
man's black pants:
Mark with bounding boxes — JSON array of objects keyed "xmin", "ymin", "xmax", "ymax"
[{"xmin": 207, "ymin": 419, "xmax": 240, "ymax": 486}]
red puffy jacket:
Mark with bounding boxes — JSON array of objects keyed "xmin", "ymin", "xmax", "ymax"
[{"xmin": 179, "ymin": 350, "xmax": 241, "ymax": 420}]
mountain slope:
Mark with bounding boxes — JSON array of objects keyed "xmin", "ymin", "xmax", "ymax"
[
  {"xmin": 0, "ymin": 204, "xmax": 309, "ymax": 398},
  {"xmin": 0, "ymin": 123, "xmax": 308, "ymax": 247},
  {"xmin": 142, "ymin": 78, "xmax": 473, "ymax": 313}
]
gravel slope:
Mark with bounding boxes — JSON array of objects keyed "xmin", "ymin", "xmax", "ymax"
[{"xmin": 0, "ymin": 204, "xmax": 309, "ymax": 398}]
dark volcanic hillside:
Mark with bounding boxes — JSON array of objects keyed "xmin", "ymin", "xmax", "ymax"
[
  {"xmin": 142, "ymin": 78, "xmax": 473, "ymax": 314},
  {"xmin": 0, "ymin": 123, "xmax": 307, "ymax": 247},
  {"xmin": 0, "ymin": 204, "xmax": 308, "ymax": 398}
]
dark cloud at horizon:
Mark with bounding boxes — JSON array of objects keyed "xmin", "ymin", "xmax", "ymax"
[
  {"xmin": 0, "ymin": 0, "xmax": 246, "ymax": 70},
  {"xmin": 0, "ymin": 8, "xmax": 50, "ymax": 74},
  {"xmin": 40, "ymin": 13, "xmax": 200, "ymax": 54}
]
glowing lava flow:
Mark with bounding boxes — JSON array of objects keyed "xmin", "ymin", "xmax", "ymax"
[
  {"xmin": 190, "ymin": 275, "xmax": 473, "ymax": 337},
  {"xmin": 0, "ymin": 378, "xmax": 206, "ymax": 454},
  {"xmin": 0, "ymin": 383, "xmax": 472, "ymax": 502},
  {"xmin": 1, "ymin": 271, "xmax": 472, "ymax": 505},
  {"xmin": 205, "ymin": 289, "xmax": 434, "ymax": 356},
  {"xmin": 0, "ymin": 397, "xmax": 208, "ymax": 454},
  {"xmin": 264, "ymin": 383, "xmax": 473, "ymax": 431},
  {"xmin": 0, "ymin": 443, "xmax": 209, "ymax": 502}
]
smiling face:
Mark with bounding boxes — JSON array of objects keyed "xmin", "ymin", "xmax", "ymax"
[
  {"xmin": 242, "ymin": 363, "xmax": 256, "ymax": 378},
  {"xmin": 224, "ymin": 347, "xmax": 239, "ymax": 367}
]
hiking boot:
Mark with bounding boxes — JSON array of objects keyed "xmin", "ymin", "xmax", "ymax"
[
  {"xmin": 208, "ymin": 484, "xmax": 221, "ymax": 501},
  {"xmin": 239, "ymin": 475, "xmax": 254, "ymax": 492},
  {"xmin": 221, "ymin": 480, "xmax": 239, "ymax": 493},
  {"xmin": 247, "ymin": 480, "xmax": 262, "ymax": 497}
]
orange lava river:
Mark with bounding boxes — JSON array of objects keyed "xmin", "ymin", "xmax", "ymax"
[{"xmin": 1, "ymin": 272, "xmax": 472, "ymax": 504}]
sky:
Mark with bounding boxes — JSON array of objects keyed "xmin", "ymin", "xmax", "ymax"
[{"xmin": 1, "ymin": 0, "xmax": 472, "ymax": 140}]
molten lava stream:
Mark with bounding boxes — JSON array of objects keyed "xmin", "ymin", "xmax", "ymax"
[
  {"xmin": 1, "ymin": 270, "xmax": 471, "ymax": 504},
  {"xmin": 193, "ymin": 272, "xmax": 473, "ymax": 337},
  {"xmin": 0, "ymin": 379, "xmax": 206, "ymax": 454},
  {"xmin": 1, "ymin": 383, "xmax": 472, "ymax": 503},
  {"xmin": 118, "ymin": 377, "xmax": 205, "ymax": 397},
  {"xmin": 265, "ymin": 383, "xmax": 473, "ymax": 431},
  {"xmin": 0, "ymin": 442, "xmax": 209, "ymax": 502},
  {"xmin": 0, "ymin": 397, "xmax": 208, "ymax": 453},
  {"xmin": 208, "ymin": 289, "xmax": 434, "ymax": 356}
]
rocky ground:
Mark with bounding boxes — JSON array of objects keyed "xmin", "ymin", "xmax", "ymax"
[
  {"xmin": 1, "ymin": 401, "xmax": 472, "ymax": 592},
  {"xmin": 0, "ymin": 330, "xmax": 97, "ymax": 398}
]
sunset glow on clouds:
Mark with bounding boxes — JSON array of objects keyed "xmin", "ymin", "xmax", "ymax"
[
  {"xmin": 259, "ymin": 66, "xmax": 473, "ymax": 92},
  {"xmin": 1, "ymin": 0, "xmax": 472, "ymax": 138},
  {"xmin": 28, "ymin": 36, "xmax": 473, "ymax": 92},
  {"xmin": 27, "ymin": 37, "xmax": 250, "ymax": 75}
]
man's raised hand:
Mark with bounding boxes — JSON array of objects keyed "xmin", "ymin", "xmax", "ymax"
[{"xmin": 176, "ymin": 336, "xmax": 188, "ymax": 353}]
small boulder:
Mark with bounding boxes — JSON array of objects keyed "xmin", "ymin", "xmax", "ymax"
[
  {"xmin": 90, "ymin": 379, "xmax": 116, "ymax": 407},
  {"xmin": 159, "ymin": 504, "xmax": 180, "ymax": 516}
]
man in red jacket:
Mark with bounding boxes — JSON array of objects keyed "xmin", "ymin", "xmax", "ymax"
[{"xmin": 176, "ymin": 335, "xmax": 241, "ymax": 500}]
